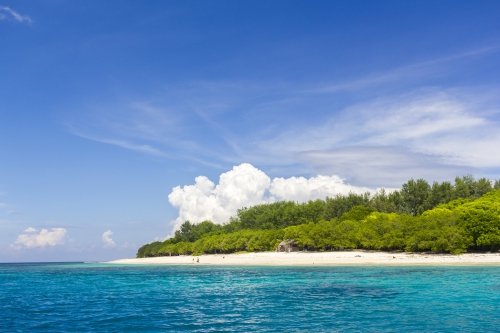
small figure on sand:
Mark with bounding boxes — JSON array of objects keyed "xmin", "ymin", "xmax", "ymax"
[{"xmin": 196, "ymin": 257, "xmax": 199, "ymax": 263}]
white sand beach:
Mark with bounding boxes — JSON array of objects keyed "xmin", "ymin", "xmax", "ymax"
[{"xmin": 107, "ymin": 251, "xmax": 500, "ymax": 266}]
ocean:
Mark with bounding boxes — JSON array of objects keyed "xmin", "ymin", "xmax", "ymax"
[{"xmin": 1, "ymin": 263, "xmax": 499, "ymax": 332}]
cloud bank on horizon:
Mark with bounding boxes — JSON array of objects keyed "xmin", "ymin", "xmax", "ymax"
[{"xmin": 168, "ymin": 163, "xmax": 374, "ymax": 231}]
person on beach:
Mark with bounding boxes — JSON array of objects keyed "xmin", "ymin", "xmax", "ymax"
[{"xmin": 196, "ymin": 257, "xmax": 199, "ymax": 263}]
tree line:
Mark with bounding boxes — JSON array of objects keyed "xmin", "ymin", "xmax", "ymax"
[{"xmin": 137, "ymin": 175, "xmax": 500, "ymax": 257}]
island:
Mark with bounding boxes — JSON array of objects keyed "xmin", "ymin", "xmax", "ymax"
[{"xmin": 115, "ymin": 175, "xmax": 500, "ymax": 265}]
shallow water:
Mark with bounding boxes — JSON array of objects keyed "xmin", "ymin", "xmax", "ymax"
[{"xmin": 1, "ymin": 263, "xmax": 499, "ymax": 332}]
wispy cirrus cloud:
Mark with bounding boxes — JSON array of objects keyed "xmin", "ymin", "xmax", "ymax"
[
  {"xmin": 63, "ymin": 95, "xmax": 240, "ymax": 167},
  {"xmin": 296, "ymin": 147, "xmax": 471, "ymax": 188},
  {"xmin": 70, "ymin": 128, "xmax": 168, "ymax": 157},
  {"xmin": 307, "ymin": 46, "xmax": 499, "ymax": 94},
  {"xmin": 66, "ymin": 123, "xmax": 225, "ymax": 169},
  {"xmin": 0, "ymin": 6, "xmax": 32, "ymax": 24},
  {"xmin": 261, "ymin": 88, "xmax": 500, "ymax": 186},
  {"xmin": 262, "ymin": 88, "xmax": 497, "ymax": 154},
  {"xmin": 65, "ymin": 46, "xmax": 500, "ymax": 186}
]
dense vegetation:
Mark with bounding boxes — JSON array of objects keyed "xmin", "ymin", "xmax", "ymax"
[{"xmin": 137, "ymin": 175, "xmax": 500, "ymax": 257}]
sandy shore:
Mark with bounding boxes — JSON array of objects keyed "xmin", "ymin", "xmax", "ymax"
[{"xmin": 107, "ymin": 251, "xmax": 500, "ymax": 266}]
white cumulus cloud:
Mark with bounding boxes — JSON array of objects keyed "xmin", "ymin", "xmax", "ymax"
[
  {"xmin": 168, "ymin": 163, "xmax": 271, "ymax": 228},
  {"xmin": 168, "ymin": 163, "xmax": 374, "ymax": 231},
  {"xmin": 102, "ymin": 230, "xmax": 116, "ymax": 247},
  {"xmin": 11, "ymin": 228, "xmax": 67, "ymax": 249},
  {"xmin": 269, "ymin": 175, "xmax": 372, "ymax": 202}
]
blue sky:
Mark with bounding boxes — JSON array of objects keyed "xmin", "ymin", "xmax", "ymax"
[{"xmin": 1, "ymin": 1, "xmax": 499, "ymax": 262}]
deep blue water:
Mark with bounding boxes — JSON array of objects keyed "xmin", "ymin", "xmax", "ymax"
[{"xmin": 1, "ymin": 263, "xmax": 500, "ymax": 332}]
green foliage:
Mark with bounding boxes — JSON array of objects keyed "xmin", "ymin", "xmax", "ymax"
[
  {"xmin": 173, "ymin": 220, "xmax": 222, "ymax": 243},
  {"xmin": 158, "ymin": 229, "xmax": 285, "ymax": 256},
  {"xmin": 369, "ymin": 188, "xmax": 398, "ymax": 213},
  {"xmin": 399, "ymin": 178, "xmax": 431, "ymax": 216},
  {"xmin": 436, "ymin": 198, "xmax": 472, "ymax": 210},
  {"xmin": 136, "ymin": 241, "xmax": 163, "ymax": 258},
  {"xmin": 472, "ymin": 177, "xmax": 494, "ymax": 198},
  {"xmin": 236, "ymin": 200, "xmax": 326, "ymax": 230},
  {"xmin": 325, "ymin": 192, "xmax": 370, "ymax": 219},
  {"xmin": 404, "ymin": 209, "xmax": 472, "ymax": 254},
  {"xmin": 455, "ymin": 190, "xmax": 500, "ymax": 251},
  {"xmin": 137, "ymin": 175, "xmax": 500, "ymax": 257},
  {"xmin": 451, "ymin": 174, "xmax": 492, "ymax": 200},
  {"xmin": 426, "ymin": 181, "xmax": 453, "ymax": 208},
  {"xmin": 339, "ymin": 206, "xmax": 375, "ymax": 222}
]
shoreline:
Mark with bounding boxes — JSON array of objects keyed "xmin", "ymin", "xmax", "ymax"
[{"xmin": 106, "ymin": 251, "xmax": 500, "ymax": 266}]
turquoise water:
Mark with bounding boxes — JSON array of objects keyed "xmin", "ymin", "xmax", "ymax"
[{"xmin": 1, "ymin": 263, "xmax": 500, "ymax": 332}]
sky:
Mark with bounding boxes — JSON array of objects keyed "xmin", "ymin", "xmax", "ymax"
[{"xmin": 1, "ymin": 1, "xmax": 499, "ymax": 262}]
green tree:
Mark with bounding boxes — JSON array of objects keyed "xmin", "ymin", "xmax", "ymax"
[
  {"xmin": 173, "ymin": 220, "xmax": 222, "ymax": 243},
  {"xmin": 453, "ymin": 176, "xmax": 471, "ymax": 199},
  {"xmin": 399, "ymin": 179, "xmax": 431, "ymax": 216},
  {"xmin": 340, "ymin": 205, "xmax": 375, "ymax": 222},
  {"xmin": 456, "ymin": 192, "xmax": 500, "ymax": 251},
  {"xmin": 325, "ymin": 192, "xmax": 370, "ymax": 219},
  {"xmin": 426, "ymin": 181, "xmax": 453, "ymax": 208},
  {"xmin": 471, "ymin": 177, "xmax": 493, "ymax": 198},
  {"xmin": 370, "ymin": 189, "xmax": 397, "ymax": 213}
]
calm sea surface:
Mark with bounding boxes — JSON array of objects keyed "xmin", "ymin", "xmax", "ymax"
[{"xmin": 1, "ymin": 263, "xmax": 500, "ymax": 332}]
